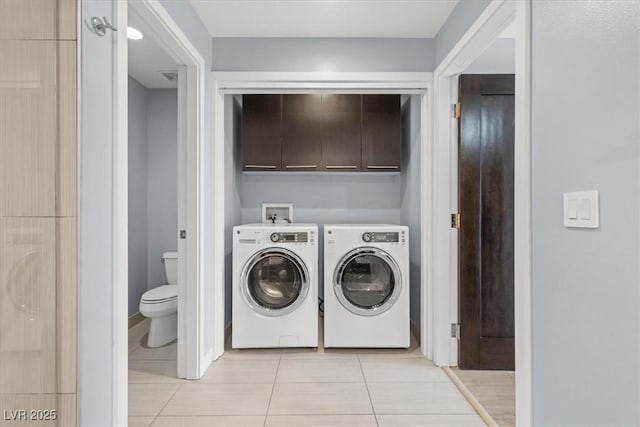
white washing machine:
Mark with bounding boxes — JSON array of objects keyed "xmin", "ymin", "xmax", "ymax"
[
  {"xmin": 232, "ymin": 223, "xmax": 318, "ymax": 349},
  {"xmin": 324, "ymin": 224, "xmax": 410, "ymax": 348}
]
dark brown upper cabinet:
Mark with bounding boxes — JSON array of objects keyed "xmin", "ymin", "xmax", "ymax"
[
  {"xmin": 241, "ymin": 94, "xmax": 401, "ymax": 173},
  {"xmin": 242, "ymin": 94, "xmax": 282, "ymax": 171},
  {"xmin": 281, "ymin": 94, "xmax": 323, "ymax": 171},
  {"xmin": 362, "ymin": 95, "xmax": 402, "ymax": 172},
  {"xmin": 321, "ymin": 94, "xmax": 362, "ymax": 171}
]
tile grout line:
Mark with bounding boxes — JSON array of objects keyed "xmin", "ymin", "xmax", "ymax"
[
  {"xmin": 148, "ymin": 383, "xmax": 183, "ymax": 426},
  {"xmin": 357, "ymin": 353, "xmax": 379, "ymax": 427},
  {"xmin": 262, "ymin": 353, "xmax": 283, "ymax": 427}
]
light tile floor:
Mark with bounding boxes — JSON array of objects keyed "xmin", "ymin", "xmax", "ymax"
[
  {"xmin": 449, "ymin": 369, "xmax": 515, "ymax": 427},
  {"xmin": 129, "ymin": 319, "xmax": 486, "ymax": 427}
]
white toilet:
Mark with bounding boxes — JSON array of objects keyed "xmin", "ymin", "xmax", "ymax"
[{"xmin": 139, "ymin": 251, "xmax": 178, "ymax": 348}]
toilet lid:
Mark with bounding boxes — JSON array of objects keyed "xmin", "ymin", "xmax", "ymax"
[{"xmin": 141, "ymin": 285, "xmax": 177, "ymax": 303}]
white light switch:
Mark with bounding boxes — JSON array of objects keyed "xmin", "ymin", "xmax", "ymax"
[
  {"xmin": 567, "ymin": 199, "xmax": 578, "ymax": 219},
  {"xmin": 579, "ymin": 199, "xmax": 591, "ymax": 220},
  {"xmin": 563, "ymin": 191, "xmax": 599, "ymax": 228}
]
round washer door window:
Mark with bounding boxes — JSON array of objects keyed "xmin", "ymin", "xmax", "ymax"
[
  {"xmin": 334, "ymin": 248, "xmax": 402, "ymax": 316},
  {"xmin": 242, "ymin": 248, "xmax": 310, "ymax": 317}
]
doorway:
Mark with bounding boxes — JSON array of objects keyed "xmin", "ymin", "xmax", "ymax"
[
  {"xmin": 430, "ymin": 0, "xmax": 532, "ymax": 425},
  {"xmin": 112, "ymin": 1, "xmax": 208, "ymax": 424},
  {"xmin": 210, "ymin": 73, "xmax": 433, "ymax": 361},
  {"xmin": 127, "ymin": 0, "xmax": 180, "ymax": 389}
]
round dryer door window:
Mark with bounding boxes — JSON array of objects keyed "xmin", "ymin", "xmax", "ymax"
[
  {"xmin": 334, "ymin": 248, "xmax": 402, "ymax": 316},
  {"xmin": 242, "ymin": 248, "xmax": 310, "ymax": 316}
]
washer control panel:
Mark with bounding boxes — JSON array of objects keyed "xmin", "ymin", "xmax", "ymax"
[
  {"xmin": 270, "ymin": 232, "xmax": 310, "ymax": 244},
  {"xmin": 362, "ymin": 231, "xmax": 400, "ymax": 243}
]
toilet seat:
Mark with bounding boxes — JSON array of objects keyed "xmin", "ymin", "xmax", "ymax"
[{"xmin": 141, "ymin": 285, "xmax": 177, "ymax": 304}]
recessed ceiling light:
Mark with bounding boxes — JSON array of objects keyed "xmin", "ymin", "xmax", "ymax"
[{"xmin": 127, "ymin": 26, "xmax": 143, "ymax": 40}]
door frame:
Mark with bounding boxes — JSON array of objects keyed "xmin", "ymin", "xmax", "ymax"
[
  {"xmin": 430, "ymin": 0, "xmax": 532, "ymax": 425},
  {"xmin": 113, "ymin": 0, "xmax": 207, "ymax": 424},
  {"xmin": 210, "ymin": 72, "xmax": 433, "ymax": 359}
]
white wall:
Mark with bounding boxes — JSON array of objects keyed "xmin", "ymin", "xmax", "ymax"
[
  {"xmin": 400, "ymin": 95, "xmax": 422, "ymax": 331},
  {"xmin": 128, "ymin": 77, "xmax": 149, "ymax": 316},
  {"xmin": 146, "ymin": 89, "xmax": 178, "ymax": 289},
  {"xmin": 531, "ymin": 1, "xmax": 640, "ymax": 424}
]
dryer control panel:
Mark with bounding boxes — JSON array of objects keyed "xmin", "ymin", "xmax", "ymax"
[
  {"xmin": 362, "ymin": 231, "xmax": 400, "ymax": 243},
  {"xmin": 270, "ymin": 231, "xmax": 313, "ymax": 244},
  {"xmin": 361, "ymin": 231, "xmax": 407, "ymax": 245}
]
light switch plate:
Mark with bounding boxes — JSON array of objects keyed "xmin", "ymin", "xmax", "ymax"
[{"xmin": 563, "ymin": 190, "xmax": 599, "ymax": 228}]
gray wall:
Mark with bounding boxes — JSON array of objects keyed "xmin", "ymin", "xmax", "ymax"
[
  {"xmin": 434, "ymin": 0, "xmax": 491, "ymax": 67},
  {"xmin": 464, "ymin": 38, "xmax": 514, "ymax": 74},
  {"xmin": 128, "ymin": 77, "xmax": 149, "ymax": 316},
  {"xmin": 531, "ymin": 1, "xmax": 640, "ymax": 425},
  {"xmin": 127, "ymin": 83, "xmax": 178, "ymax": 314},
  {"xmin": 146, "ymin": 89, "xmax": 178, "ymax": 289},
  {"xmin": 79, "ymin": 0, "xmax": 114, "ymax": 423},
  {"xmin": 400, "ymin": 95, "xmax": 422, "ymax": 331},
  {"xmin": 224, "ymin": 96, "xmax": 243, "ymax": 325},
  {"xmin": 212, "ymin": 38, "xmax": 435, "ymax": 71}
]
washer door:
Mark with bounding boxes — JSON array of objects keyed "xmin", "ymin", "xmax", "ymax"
[
  {"xmin": 334, "ymin": 247, "xmax": 402, "ymax": 316},
  {"xmin": 241, "ymin": 248, "xmax": 310, "ymax": 317}
]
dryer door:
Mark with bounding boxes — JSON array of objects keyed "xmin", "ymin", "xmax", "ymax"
[
  {"xmin": 241, "ymin": 248, "xmax": 310, "ymax": 317},
  {"xmin": 334, "ymin": 247, "xmax": 402, "ymax": 316}
]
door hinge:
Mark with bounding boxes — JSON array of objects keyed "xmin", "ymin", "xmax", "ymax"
[
  {"xmin": 453, "ymin": 102, "xmax": 461, "ymax": 119},
  {"xmin": 179, "ymin": 230, "xmax": 186, "ymax": 239},
  {"xmin": 451, "ymin": 323, "xmax": 460, "ymax": 339},
  {"xmin": 451, "ymin": 213, "xmax": 461, "ymax": 229}
]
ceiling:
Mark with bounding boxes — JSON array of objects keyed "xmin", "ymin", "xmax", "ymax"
[
  {"xmin": 189, "ymin": 0, "xmax": 460, "ymax": 38},
  {"xmin": 128, "ymin": 10, "xmax": 178, "ymax": 89}
]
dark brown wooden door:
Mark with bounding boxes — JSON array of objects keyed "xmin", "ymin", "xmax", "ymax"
[
  {"xmin": 282, "ymin": 94, "xmax": 323, "ymax": 171},
  {"xmin": 242, "ymin": 95, "xmax": 282, "ymax": 171},
  {"xmin": 362, "ymin": 95, "xmax": 401, "ymax": 172},
  {"xmin": 458, "ymin": 74, "xmax": 515, "ymax": 370},
  {"xmin": 321, "ymin": 94, "xmax": 362, "ymax": 171}
]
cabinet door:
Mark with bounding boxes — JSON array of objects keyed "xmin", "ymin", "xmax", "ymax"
[
  {"xmin": 362, "ymin": 95, "xmax": 401, "ymax": 172},
  {"xmin": 242, "ymin": 95, "xmax": 282, "ymax": 171},
  {"xmin": 0, "ymin": 0, "xmax": 75, "ymax": 40},
  {"xmin": 321, "ymin": 94, "xmax": 362, "ymax": 171},
  {"xmin": 282, "ymin": 94, "xmax": 322, "ymax": 171}
]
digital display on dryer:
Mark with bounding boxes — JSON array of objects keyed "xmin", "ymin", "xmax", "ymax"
[
  {"xmin": 270, "ymin": 232, "xmax": 308, "ymax": 243},
  {"xmin": 362, "ymin": 232, "xmax": 399, "ymax": 243}
]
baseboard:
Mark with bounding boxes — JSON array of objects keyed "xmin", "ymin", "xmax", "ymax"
[
  {"xmin": 128, "ymin": 312, "xmax": 145, "ymax": 329},
  {"xmin": 443, "ymin": 367, "xmax": 499, "ymax": 427}
]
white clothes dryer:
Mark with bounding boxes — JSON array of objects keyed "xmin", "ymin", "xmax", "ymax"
[
  {"xmin": 232, "ymin": 223, "xmax": 318, "ymax": 349},
  {"xmin": 324, "ymin": 224, "xmax": 410, "ymax": 348}
]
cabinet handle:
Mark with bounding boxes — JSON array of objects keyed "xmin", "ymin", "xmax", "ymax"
[
  {"xmin": 326, "ymin": 165, "xmax": 357, "ymax": 169},
  {"xmin": 367, "ymin": 165, "xmax": 399, "ymax": 170},
  {"xmin": 285, "ymin": 165, "xmax": 317, "ymax": 169},
  {"xmin": 245, "ymin": 165, "xmax": 277, "ymax": 169}
]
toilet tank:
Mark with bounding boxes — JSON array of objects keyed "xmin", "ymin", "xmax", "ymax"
[{"xmin": 162, "ymin": 251, "xmax": 178, "ymax": 285}]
